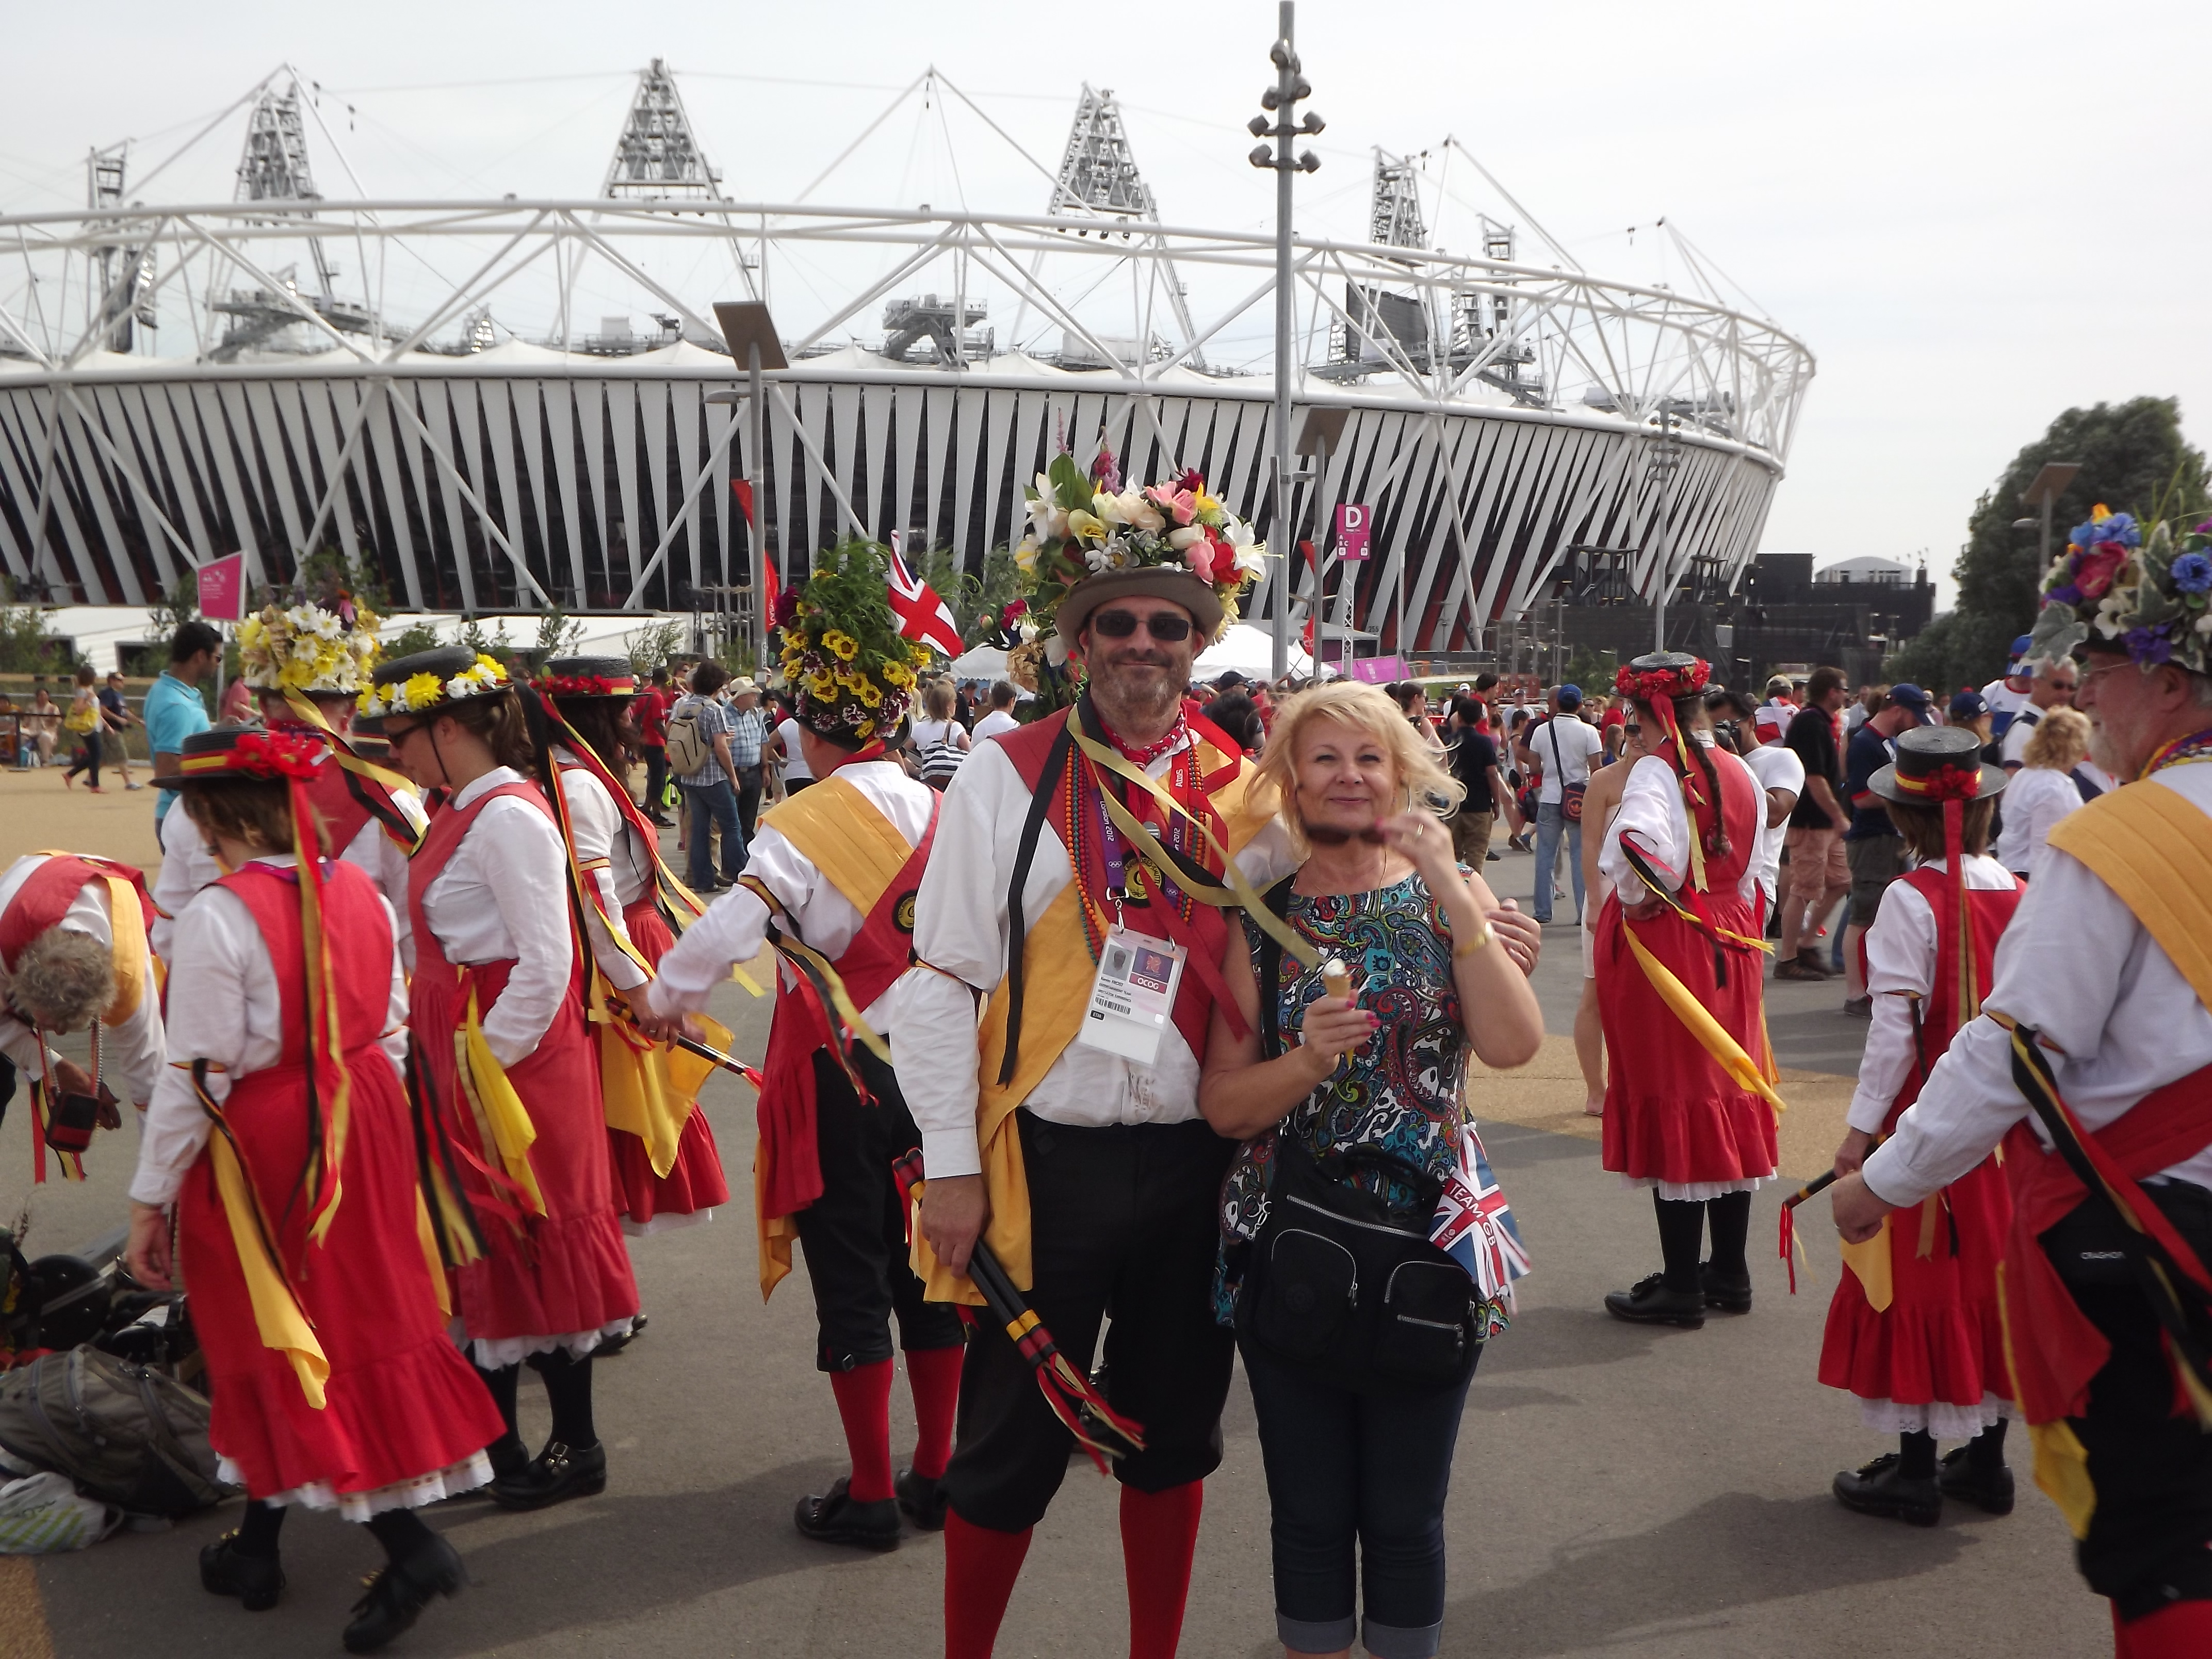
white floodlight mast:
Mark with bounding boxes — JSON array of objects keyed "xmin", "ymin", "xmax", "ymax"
[{"xmin": 604, "ymin": 58, "xmax": 725, "ymax": 201}]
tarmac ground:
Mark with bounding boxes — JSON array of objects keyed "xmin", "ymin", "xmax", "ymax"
[{"xmin": 0, "ymin": 774, "xmax": 2109, "ymax": 1657}]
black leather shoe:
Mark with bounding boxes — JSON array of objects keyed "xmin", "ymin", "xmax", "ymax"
[
  {"xmin": 200, "ymin": 1533, "xmax": 284, "ymax": 1611},
  {"xmin": 1937, "ymin": 1446, "xmax": 2015, "ymax": 1515},
  {"xmin": 1833, "ymin": 1453, "xmax": 1942, "ymax": 1526},
  {"xmin": 342, "ymin": 1534, "xmax": 465, "ymax": 1653},
  {"xmin": 1603, "ymin": 1273, "xmax": 1706, "ymax": 1328},
  {"xmin": 490, "ymin": 1440, "xmax": 607, "ymax": 1511},
  {"xmin": 596, "ymin": 1312, "xmax": 648, "ymax": 1358},
  {"xmin": 895, "ymin": 1467, "xmax": 948, "ymax": 1531},
  {"xmin": 794, "ymin": 1477, "xmax": 901, "ymax": 1550},
  {"xmin": 1700, "ymin": 1262, "xmax": 1753, "ymax": 1313}
]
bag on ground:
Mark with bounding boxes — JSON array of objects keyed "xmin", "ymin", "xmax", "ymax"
[
  {"xmin": 0, "ymin": 1346, "xmax": 229, "ymax": 1517},
  {"xmin": 0, "ymin": 1470, "xmax": 121, "ymax": 1553}
]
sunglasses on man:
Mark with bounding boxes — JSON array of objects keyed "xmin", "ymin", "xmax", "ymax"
[{"xmin": 1089, "ymin": 610, "xmax": 1194, "ymax": 642}]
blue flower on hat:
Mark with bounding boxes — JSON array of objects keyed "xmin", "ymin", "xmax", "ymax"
[
  {"xmin": 2125, "ymin": 625, "xmax": 2174, "ymax": 666},
  {"xmin": 2173, "ymin": 552, "xmax": 2212, "ymax": 595}
]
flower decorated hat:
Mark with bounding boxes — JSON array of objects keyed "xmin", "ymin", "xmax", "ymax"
[
  {"xmin": 175, "ymin": 724, "xmax": 327, "ymax": 786},
  {"xmin": 773, "ymin": 539, "xmax": 931, "ymax": 745},
  {"xmin": 1615, "ymin": 651, "xmax": 1710, "ymax": 708},
  {"xmin": 535, "ymin": 656, "xmax": 639, "ymax": 700},
  {"xmin": 1015, "ymin": 443, "xmax": 1266, "ymax": 648},
  {"xmin": 1869, "ymin": 724, "xmax": 2007, "ymax": 805},
  {"xmin": 238, "ymin": 587, "xmax": 382, "ymax": 696},
  {"xmin": 355, "ymin": 644, "xmax": 512, "ymax": 728},
  {"xmin": 2028, "ymin": 506, "xmax": 2212, "ymax": 674}
]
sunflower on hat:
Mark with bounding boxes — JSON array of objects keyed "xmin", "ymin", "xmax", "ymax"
[
  {"xmin": 774, "ymin": 540, "xmax": 931, "ymax": 743},
  {"xmin": 1014, "ymin": 442, "xmax": 1264, "ymax": 649},
  {"xmin": 2030, "ymin": 507, "xmax": 2212, "ymax": 676}
]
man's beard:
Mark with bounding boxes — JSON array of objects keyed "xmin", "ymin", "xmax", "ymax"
[
  {"xmin": 2088, "ymin": 719, "xmax": 2126, "ymax": 778},
  {"xmin": 1086, "ymin": 650, "xmax": 1184, "ymax": 728}
]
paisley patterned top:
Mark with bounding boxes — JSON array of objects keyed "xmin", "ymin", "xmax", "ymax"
[{"xmin": 1214, "ymin": 870, "xmax": 1470, "ymax": 1320}]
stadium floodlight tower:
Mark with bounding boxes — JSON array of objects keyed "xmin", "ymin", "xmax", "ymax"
[
  {"xmin": 1370, "ymin": 149, "xmax": 1426, "ymax": 251},
  {"xmin": 1045, "ymin": 85, "xmax": 1202, "ymax": 370},
  {"xmin": 604, "ymin": 58, "xmax": 724, "ymax": 200}
]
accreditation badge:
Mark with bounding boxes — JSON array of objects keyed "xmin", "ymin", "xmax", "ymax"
[{"xmin": 1076, "ymin": 925, "xmax": 1186, "ymax": 1066}]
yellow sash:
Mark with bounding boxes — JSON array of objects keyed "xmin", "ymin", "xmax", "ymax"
[
  {"xmin": 2046, "ymin": 779, "xmax": 2212, "ymax": 1008},
  {"xmin": 31, "ymin": 851, "xmax": 149, "ymax": 1022},
  {"xmin": 599, "ymin": 1012, "xmax": 726, "ymax": 1178},
  {"xmin": 1621, "ymin": 923, "xmax": 1786, "ymax": 1116},
  {"xmin": 911, "ymin": 743, "xmax": 1270, "ymax": 1306},
  {"xmin": 208, "ymin": 1131, "xmax": 330, "ymax": 1408},
  {"xmin": 457, "ymin": 990, "xmax": 546, "ymax": 1217},
  {"xmin": 759, "ymin": 776, "xmax": 916, "ymax": 916}
]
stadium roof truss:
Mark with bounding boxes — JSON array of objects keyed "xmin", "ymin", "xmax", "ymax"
[{"xmin": 0, "ymin": 181, "xmax": 1811, "ymax": 647}]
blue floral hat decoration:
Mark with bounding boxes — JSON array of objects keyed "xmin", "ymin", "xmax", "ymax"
[{"xmin": 2028, "ymin": 507, "xmax": 2212, "ymax": 675}]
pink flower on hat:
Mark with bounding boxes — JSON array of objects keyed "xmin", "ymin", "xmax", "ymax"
[{"xmin": 2075, "ymin": 546, "xmax": 2126, "ymax": 599}]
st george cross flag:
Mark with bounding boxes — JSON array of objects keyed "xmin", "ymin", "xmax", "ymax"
[
  {"xmin": 885, "ymin": 533, "xmax": 965, "ymax": 658},
  {"xmin": 1429, "ymin": 1123, "xmax": 1531, "ymax": 1334}
]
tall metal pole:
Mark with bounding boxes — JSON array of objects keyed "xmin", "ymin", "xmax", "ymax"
[
  {"xmin": 1648, "ymin": 410, "xmax": 1681, "ymax": 653},
  {"xmin": 1270, "ymin": 3, "xmax": 1296, "ymax": 685},
  {"xmin": 1250, "ymin": 4, "xmax": 1319, "ymax": 683},
  {"xmin": 748, "ymin": 341, "xmax": 767, "ymax": 672}
]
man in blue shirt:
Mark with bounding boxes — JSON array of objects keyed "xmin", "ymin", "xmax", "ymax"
[
  {"xmin": 1839, "ymin": 681, "xmax": 1931, "ymax": 1015},
  {"xmin": 145, "ymin": 620, "xmax": 219, "ymax": 826}
]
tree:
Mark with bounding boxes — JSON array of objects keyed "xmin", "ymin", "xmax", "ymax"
[
  {"xmin": 1889, "ymin": 398, "xmax": 2208, "ymax": 692},
  {"xmin": 144, "ymin": 572, "xmax": 199, "ymax": 646}
]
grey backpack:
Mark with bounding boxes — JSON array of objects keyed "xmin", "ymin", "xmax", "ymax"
[{"xmin": 0, "ymin": 1345, "xmax": 229, "ymax": 1516}]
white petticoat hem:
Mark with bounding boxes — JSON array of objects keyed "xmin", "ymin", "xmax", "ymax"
[
  {"xmin": 221, "ymin": 1450, "xmax": 493, "ymax": 1522},
  {"xmin": 622, "ymin": 1206, "xmax": 714, "ymax": 1238},
  {"xmin": 454, "ymin": 1318, "xmax": 635, "ymax": 1370},
  {"xmin": 1620, "ymin": 1172, "xmax": 1777, "ymax": 1202},
  {"xmin": 1854, "ymin": 1392, "xmax": 2013, "ymax": 1441}
]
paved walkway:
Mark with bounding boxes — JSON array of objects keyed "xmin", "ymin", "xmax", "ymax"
[{"xmin": 5, "ymin": 833, "xmax": 2110, "ymax": 1656}]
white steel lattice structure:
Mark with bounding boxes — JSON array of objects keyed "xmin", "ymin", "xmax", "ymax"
[{"xmin": 0, "ymin": 102, "xmax": 1814, "ymax": 650}]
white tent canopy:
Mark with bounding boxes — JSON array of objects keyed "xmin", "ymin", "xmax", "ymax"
[{"xmin": 1193, "ymin": 623, "xmax": 1326, "ymax": 685}]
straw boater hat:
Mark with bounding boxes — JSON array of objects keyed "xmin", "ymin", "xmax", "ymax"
[
  {"xmin": 354, "ymin": 645, "xmax": 512, "ymax": 731},
  {"xmin": 1868, "ymin": 725, "xmax": 2008, "ymax": 806},
  {"xmin": 1013, "ymin": 445, "xmax": 1265, "ymax": 663},
  {"xmin": 533, "ymin": 656, "xmax": 639, "ymax": 700},
  {"xmin": 2029, "ymin": 506, "xmax": 2212, "ymax": 675},
  {"xmin": 773, "ymin": 540, "xmax": 931, "ymax": 745},
  {"xmin": 237, "ymin": 589, "xmax": 383, "ymax": 695}
]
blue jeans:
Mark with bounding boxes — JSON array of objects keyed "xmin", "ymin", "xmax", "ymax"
[
  {"xmin": 1242, "ymin": 1338, "xmax": 1476, "ymax": 1659},
  {"xmin": 1533, "ymin": 800, "xmax": 1583, "ymax": 923},
  {"xmin": 682, "ymin": 780, "xmax": 746, "ymax": 888}
]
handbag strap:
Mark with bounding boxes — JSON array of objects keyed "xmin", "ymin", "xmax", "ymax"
[{"xmin": 1256, "ymin": 874, "xmax": 1298, "ymax": 1061}]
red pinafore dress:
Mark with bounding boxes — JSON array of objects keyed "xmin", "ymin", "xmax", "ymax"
[
  {"xmin": 555, "ymin": 758, "xmax": 730, "ymax": 1227},
  {"xmin": 1819, "ymin": 865, "xmax": 2019, "ymax": 1424},
  {"xmin": 178, "ymin": 860, "xmax": 502, "ymax": 1504},
  {"xmin": 1598, "ymin": 745, "xmax": 1777, "ymax": 1188},
  {"xmin": 408, "ymin": 781, "xmax": 639, "ymax": 1352}
]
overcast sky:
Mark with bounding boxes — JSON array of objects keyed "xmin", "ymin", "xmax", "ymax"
[{"xmin": 4, "ymin": 0, "xmax": 2206, "ymax": 608}]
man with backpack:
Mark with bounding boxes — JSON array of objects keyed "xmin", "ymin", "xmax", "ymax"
[{"xmin": 667, "ymin": 663, "xmax": 746, "ymax": 891}]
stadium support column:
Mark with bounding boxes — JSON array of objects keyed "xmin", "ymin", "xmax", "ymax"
[{"xmin": 1250, "ymin": 3, "xmax": 1323, "ymax": 682}]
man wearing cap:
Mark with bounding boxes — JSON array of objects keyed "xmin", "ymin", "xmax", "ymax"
[
  {"xmin": 725, "ymin": 675, "xmax": 769, "ymax": 841},
  {"xmin": 1840, "ymin": 682, "xmax": 1932, "ymax": 1016},
  {"xmin": 1832, "ymin": 512, "xmax": 2212, "ymax": 1653},
  {"xmin": 1998, "ymin": 656, "xmax": 2081, "ymax": 773},
  {"xmin": 1519, "ymin": 684, "xmax": 1603, "ymax": 925},
  {"xmin": 1949, "ymin": 688, "xmax": 1994, "ymax": 756},
  {"xmin": 900, "ymin": 460, "xmax": 1294, "ymax": 1659},
  {"xmin": 1981, "ymin": 635, "xmax": 2037, "ymax": 743},
  {"xmin": 1755, "ymin": 674, "xmax": 1797, "ymax": 746}
]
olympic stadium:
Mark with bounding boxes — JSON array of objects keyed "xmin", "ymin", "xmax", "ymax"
[{"xmin": 0, "ymin": 62, "xmax": 1814, "ymax": 659}]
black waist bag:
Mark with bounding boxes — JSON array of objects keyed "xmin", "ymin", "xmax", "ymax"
[
  {"xmin": 1235, "ymin": 1135, "xmax": 1481, "ymax": 1397},
  {"xmin": 2044, "ymin": 1177, "xmax": 2212, "ymax": 1288}
]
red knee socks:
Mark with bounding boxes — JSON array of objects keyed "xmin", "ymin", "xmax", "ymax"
[
  {"xmin": 945, "ymin": 1509, "xmax": 1032, "ymax": 1659},
  {"xmin": 906, "ymin": 1345, "xmax": 962, "ymax": 1481},
  {"xmin": 1121, "ymin": 1480, "xmax": 1205, "ymax": 1659},
  {"xmin": 827, "ymin": 1358, "xmax": 895, "ymax": 1504},
  {"xmin": 2118, "ymin": 1598, "xmax": 2212, "ymax": 1657}
]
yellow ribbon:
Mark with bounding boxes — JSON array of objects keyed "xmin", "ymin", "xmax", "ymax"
[
  {"xmin": 1621, "ymin": 922, "xmax": 1787, "ymax": 1117},
  {"xmin": 1840, "ymin": 1216, "xmax": 1895, "ymax": 1313},
  {"xmin": 203, "ymin": 1107, "xmax": 330, "ymax": 1409},
  {"xmin": 457, "ymin": 988, "xmax": 546, "ymax": 1217}
]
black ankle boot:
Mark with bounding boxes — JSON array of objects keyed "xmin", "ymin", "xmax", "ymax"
[
  {"xmin": 1699, "ymin": 1261, "xmax": 1753, "ymax": 1313},
  {"xmin": 794, "ymin": 1476, "xmax": 901, "ymax": 1550},
  {"xmin": 1603, "ymin": 1272, "xmax": 1706, "ymax": 1328},
  {"xmin": 1937, "ymin": 1445, "xmax": 2016, "ymax": 1515},
  {"xmin": 490, "ymin": 1439, "xmax": 607, "ymax": 1511},
  {"xmin": 200, "ymin": 1532, "xmax": 285, "ymax": 1611},
  {"xmin": 342, "ymin": 1532, "xmax": 465, "ymax": 1653},
  {"xmin": 1833, "ymin": 1452, "xmax": 1942, "ymax": 1526},
  {"xmin": 895, "ymin": 1467, "xmax": 949, "ymax": 1531}
]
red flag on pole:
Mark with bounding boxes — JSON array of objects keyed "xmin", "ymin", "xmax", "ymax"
[
  {"xmin": 884, "ymin": 535, "xmax": 965, "ymax": 658},
  {"xmin": 761, "ymin": 557, "xmax": 779, "ymax": 628},
  {"xmin": 730, "ymin": 478, "xmax": 756, "ymax": 528}
]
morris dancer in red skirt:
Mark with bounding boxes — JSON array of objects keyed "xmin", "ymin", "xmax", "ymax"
[
  {"xmin": 533, "ymin": 656, "xmax": 728, "ymax": 1240},
  {"xmin": 1595, "ymin": 652, "xmax": 1779, "ymax": 1327},
  {"xmin": 1823, "ymin": 725, "xmax": 2019, "ymax": 1524},
  {"xmin": 124, "ymin": 728, "xmax": 502, "ymax": 1653},
  {"xmin": 358, "ymin": 647, "xmax": 639, "ymax": 1511}
]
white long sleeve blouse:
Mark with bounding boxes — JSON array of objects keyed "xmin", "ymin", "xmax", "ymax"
[
  {"xmin": 1993, "ymin": 766, "xmax": 2083, "ymax": 879},
  {"xmin": 418, "ymin": 768, "xmax": 575, "ymax": 1067},
  {"xmin": 128, "ymin": 854, "xmax": 409, "ymax": 1207},
  {"xmin": 1598, "ymin": 748, "xmax": 1761, "ymax": 908},
  {"xmin": 555, "ymin": 749, "xmax": 652, "ymax": 993}
]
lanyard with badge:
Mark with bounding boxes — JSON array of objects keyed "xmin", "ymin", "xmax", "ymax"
[{"xmin": 1076, "ymin": 749, "xmax": 1190, "ymax": 1066}]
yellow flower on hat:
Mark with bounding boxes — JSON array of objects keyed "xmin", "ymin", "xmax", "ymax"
[
  {"xmin": 403, "ymin": 671, "xmax": 444, "ymax": 708},
  {"xmin": 824, "ymin": 630, "xmax": 859, "ymax": 662}
]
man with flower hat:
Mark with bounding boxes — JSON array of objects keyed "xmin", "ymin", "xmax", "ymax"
[
  {"xmin": 152, "ymin": 584, "xmax": 425, "ymax": 965},
  {"xmin": 897, "ymin": 448, "xmax": 1295, "ymax": 1659},
  {"xmin": 1834, "ymin": 509, "xmax": 2212, "ymax": 1655},
  {"xmin": 638, "ymin": 541, "xmax": 966, "ymax": 1552}
]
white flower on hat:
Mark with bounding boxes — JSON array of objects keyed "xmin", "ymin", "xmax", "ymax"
[{"xmin": 1166, "ymin": 525, "xmax": 1205, "ymax": 551}]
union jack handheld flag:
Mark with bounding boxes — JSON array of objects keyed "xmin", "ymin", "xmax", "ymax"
[{"xmin": 1430, "ymin": 1124, "xmax": 1531, "ymax": 1337}]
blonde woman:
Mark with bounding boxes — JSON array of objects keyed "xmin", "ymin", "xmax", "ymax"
[
  {"xmin": 61, "ymin": 664, "xmax": 106, "ymax": 792},
  {"xmin": 1201, "ymin": 681, "xmax": 1543, "ymax": 1659},
  {"xmin": 1993, "ymin": 704, "xmax": 2091, "ymax": 879}
]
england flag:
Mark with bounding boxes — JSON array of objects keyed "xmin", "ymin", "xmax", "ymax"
[
  {"xmin": 886, "ymin": 533, "xmax": 966, "ymax": 659},
  {"xmin": 1430, "ymin": 1123, "xmax": 1531, "ymax": 1331}
]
